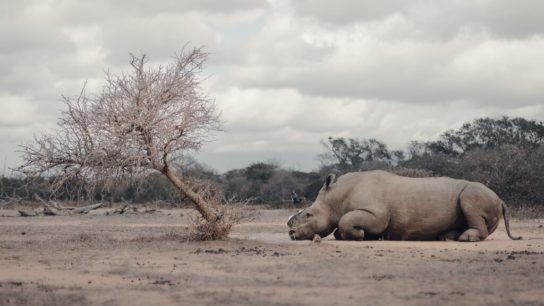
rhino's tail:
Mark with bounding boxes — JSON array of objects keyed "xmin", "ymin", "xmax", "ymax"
[{"xmin": 502, "ymin": 201, "xmax": 522, "ymax": 240}]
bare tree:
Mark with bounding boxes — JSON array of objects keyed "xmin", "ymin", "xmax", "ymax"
[{"xmin": 16, "ymin": 47, "xmax": 222, "ymax": 222}]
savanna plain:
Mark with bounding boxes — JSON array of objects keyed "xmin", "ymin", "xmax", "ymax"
[{"xmin": 0, "ymin": 207, "xmax": 543, "ymax": 306}]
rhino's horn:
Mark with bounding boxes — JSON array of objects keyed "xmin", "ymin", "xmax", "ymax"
[{"xmin": 287, "ymin": 209, "xmax": 303, "ymax": 227}]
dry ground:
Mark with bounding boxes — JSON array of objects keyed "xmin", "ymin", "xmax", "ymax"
[{"xmin": 0, "ymin": 208, "xmax": 543, "ymax": 306}]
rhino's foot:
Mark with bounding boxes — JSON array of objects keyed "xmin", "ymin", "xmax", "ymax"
[
  {"xmin": 458, "ymin": 229, "xmax": 482, "ymax": 242},
  {"xmin": 340, "ymin": 228, "xmax": 365, "ymax": 241}
]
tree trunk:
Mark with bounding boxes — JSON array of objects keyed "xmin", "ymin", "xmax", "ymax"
[{"xmin": 162, "ymin": 167, "xmax": 219, "ymax": 222}]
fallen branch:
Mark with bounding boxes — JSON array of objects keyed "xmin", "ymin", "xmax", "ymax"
[
  {"xmin": 111, "ymin": 204, "xmax": 131, "ymax": 215},
  {"xmin": 110, "ymin": 204, "xmax": 156, "ymax": 215},
  {"xmin": 71, "ymin": 203, "xmax": 103, "ymax": 214},
  {"xmin": 33, "ymin": 194, "xmax": 102, "ymax": 216},
  {"xmin": 17, "ymin": 210, "xmax": 36, "ymax": 217}
]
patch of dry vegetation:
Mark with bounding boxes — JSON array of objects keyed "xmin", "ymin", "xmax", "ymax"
[
  {"xmin": 187, "ymin": 204, "xmax": 243, "ymax": 241},
  {"xmin": 127, "ymin": 202, "xmax": 256, "ymax": 242},
  {"xmin": 181, "ymin": 178, "xmax": 257, "ymax": 241},
  {"xmin": 511, "ymin": 205, "xmax": 544, "ymax": 219}
]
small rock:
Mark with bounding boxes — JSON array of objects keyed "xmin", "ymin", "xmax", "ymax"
[{"xmin": 312, "ymin": 234, "xmax": 321, "ymax": 243}]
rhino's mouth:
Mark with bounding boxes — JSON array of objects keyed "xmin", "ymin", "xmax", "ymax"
[{"xmin": 288, "ymin": 229, "xmax": 297, "ymax": 240}]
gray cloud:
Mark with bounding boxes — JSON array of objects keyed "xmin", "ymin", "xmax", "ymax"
[
  {"xmin": 217, "ymin": 3, "xmax": 544, "ymax": 107},
  {"xmin": 291, "ymin": 0, "xmax": 410, "ymax": 24},
  {"xmin": 292, "ymin": 0, "xmax": 544, "ymax": 39},
  {"xmin": 113, "ymin": 0, "xmax": 269, "ymax": 15},
  {"xmin": 1, "ymin": 0, "xmax": 544, "ymax": 173}
]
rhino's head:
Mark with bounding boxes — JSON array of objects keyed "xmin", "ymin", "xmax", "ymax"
[{"xmin": 287, "ymin": 174, "xmax": 337, "ymax": 240}]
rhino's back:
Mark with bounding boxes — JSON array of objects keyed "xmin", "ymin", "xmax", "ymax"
[{"xmin": 340, "ymin": 171, "xmax": 469, "ymax": 240}]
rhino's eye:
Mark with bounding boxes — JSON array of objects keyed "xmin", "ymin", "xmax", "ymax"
[{"xmin": 306, "ymin": 212, "xmax": 312, "ymax": 217}]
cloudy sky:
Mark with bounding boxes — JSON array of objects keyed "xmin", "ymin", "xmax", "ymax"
[{"xmin": 2, "ymin": 0, "xmax": 544, "ymax": 173}]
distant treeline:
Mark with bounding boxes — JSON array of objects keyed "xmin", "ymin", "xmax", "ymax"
[{"xmin": 2, "ymin": 116, "xmax": 543, "ymax": 207}]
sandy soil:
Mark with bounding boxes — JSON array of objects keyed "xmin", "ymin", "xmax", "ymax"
[{"xmin": 0, "ymin": 208, "xmax": 543, "ymax": 306}]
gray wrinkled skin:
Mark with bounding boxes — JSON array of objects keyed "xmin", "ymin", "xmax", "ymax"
[{"xmin": 287, "ymin": 170, "xmax": 521, "ymax": 242}]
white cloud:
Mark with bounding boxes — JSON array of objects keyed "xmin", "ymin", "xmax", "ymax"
[
  {"xmin": 208, "ymin": 86, "xmax": 542, "ymax": 157},
  {"xmin": 61, "ymin": 25, "xmax": 107, "ymax": 66},
  {"xmin": 0, "ymin": 93, "xmax": 59, "ymax": 172},
  {"xmin": 0, "ymin": 94, "xmax": 38, "ymax": 127}
]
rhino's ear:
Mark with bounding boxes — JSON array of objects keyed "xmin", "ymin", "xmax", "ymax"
[{"xmin": 325, "ymin": 173, "xmax": 337, "ymax": 190}]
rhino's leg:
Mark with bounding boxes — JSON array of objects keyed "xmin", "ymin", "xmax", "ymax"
[
  {"xmin": 458, "ymin": 185, "xmax": 490, "ymax": 242},
  {"xmin": 337, "ymin": 210, "xmax": 387, "ymax": 241}
]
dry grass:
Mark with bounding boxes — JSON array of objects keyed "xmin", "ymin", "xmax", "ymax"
[
  {"xmin": 181, "ymin": 178, "xmax": 257, "ymax": 241},
  {"xmin": 125, "ymin": 203, "xmax": 255, "ymax": 242},
  {"xmin": 511, "ymin": 204, "xmax": 544, "ymax": 219},
  {"xmin": 187, "ymin": 204, "xmax": 243, "ymax": 241},
  {"xmin": 188, "ymin": 217, "xmax": 233, "ymax": 241}
]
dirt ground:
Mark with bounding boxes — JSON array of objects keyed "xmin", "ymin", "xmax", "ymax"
[{"xmin": 0, "ymin": 208, "xmax": 543, "ymax": 306}]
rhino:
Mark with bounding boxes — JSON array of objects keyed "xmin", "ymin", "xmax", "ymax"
[{"xmin": 287, "ymin": 170, "xmax": 521, "ymax": 242}]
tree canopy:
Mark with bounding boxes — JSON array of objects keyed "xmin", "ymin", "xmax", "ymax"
[
  {"xmin": 319, "ymin": 137, "xmax": 392, "ymax": 172},
  {"xmin": 426, "ymin": 117, "xmax": 544, "ymax": 156}
]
